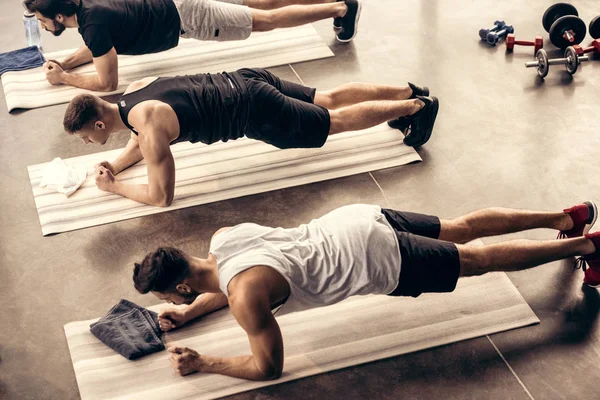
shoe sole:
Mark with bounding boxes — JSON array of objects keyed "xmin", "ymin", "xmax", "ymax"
[
  {"xmin": 583, "ymin": 200, "xmax": 598, "ymax": 235},
  {"xmin": 584, "ymin": 280, "xmax": 600, "ymax": 288},
  {"xmin": 408, "ymin": 96, "xmax": 438, "ymax": 147},
  {"xmin": 336, "ymin": 1, "xmax": 362, "ymax": 43}
]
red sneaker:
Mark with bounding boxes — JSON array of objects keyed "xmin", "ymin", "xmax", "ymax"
[
  {"xmin": 576, "ymin": 231, "xmax": 600, "ymax": 288},
  {"xmin": 558, "ymin": 201, "xmax": 597, "ymax": 238}
]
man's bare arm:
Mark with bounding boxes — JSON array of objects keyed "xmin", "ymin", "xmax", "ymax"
[
  {"xmin": 107, "ymin": 127, "xmax": 175, "ymax": 206},
  {"xmin": 111, "ymin": 133, "xmax": 144, "ymax": 174},
  {"xmin": 55, "ymin": 45, "xmax": 93, "ymax": 70},
  {"xmin": 169, "ymin": 284, "xmax": 284, "ymax": 381},
  {"xmin": 158, "ymin": 293, "xmax": 229, "ymax": 331},
  {"xmin": 47, "ymin": 47, "xmax": 119, "ymax": 91}
]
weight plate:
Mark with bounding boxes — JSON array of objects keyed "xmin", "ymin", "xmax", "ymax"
[
  {"xmin": 564, "ymin": 46, "xmax": 579, "ymax": 74},
  {"xmin": 590, "ymin": 15, "xmax": 600, "ymax": 39},
  {"xmin": 542, "ymin": 3, "xmax": 579, "ymax": 32},
  {"xmin": 549, "ymin": 15, "xmax": 586, "ymax": 49},
  {"xmin": 536, "ymin": 49, "xmax": 549, "ymax": 78}
]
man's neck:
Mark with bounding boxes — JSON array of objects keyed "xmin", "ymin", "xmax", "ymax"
[
  {"xmin": 64, "ymin": 14, "xmax": 79, "ymax": 29},
  {"xmin": 106, "ymin": 103, "xmax": 130, "ymax": 133},
  {"xmin": 187, "ymin": 257, "xmax": 221, "ymax": 293}
]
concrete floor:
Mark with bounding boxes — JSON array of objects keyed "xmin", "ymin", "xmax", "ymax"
[{"xmin": 1, "ymin": 0, "xmax": 600, "ymax": 399}]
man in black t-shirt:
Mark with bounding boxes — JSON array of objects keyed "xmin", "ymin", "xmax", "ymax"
[{"xmin": 23, "ymin": 0, "xmax": 362, "ymax": 92}]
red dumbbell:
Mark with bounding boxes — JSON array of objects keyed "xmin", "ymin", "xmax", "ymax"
[
  {"xmin": 506, "ymin": 34, "xmax": 544, "ymax": 54},
  {"xmin": 573, "ymin": 39, "xmax": 600, "ymax": 56}
]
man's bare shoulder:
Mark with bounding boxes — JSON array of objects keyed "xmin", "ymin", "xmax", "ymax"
[
  {"xmin": 212, "ymin": 227, "xmax": 232, "ymax": 238},
  {"xmin": 228, "ymin": 271, "xmax": 271, "ymax": 319},
  {"xmin": 129, "ymin": 101, "xmax": 177, "ymax": 142},
  {"xmin": 124, "ymin": 77, "xmax": 159, "ymax": 95}
]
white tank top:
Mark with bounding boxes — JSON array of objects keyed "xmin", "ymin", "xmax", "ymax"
[{"xmin": 209, "ymin": 204, "xmax": 401, "ymax": 314}]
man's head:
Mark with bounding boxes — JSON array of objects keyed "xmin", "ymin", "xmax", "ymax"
[
  {"xmin": 133, "ymin": 247, "xmax": 200, "ymax": 305},
  {"xmin": 23, "ymin": 0, "xmax": 79, "ymax": 36},
  {"xmin": 63, "ymin": 94, "xmax": 111, "ymax": 144}
]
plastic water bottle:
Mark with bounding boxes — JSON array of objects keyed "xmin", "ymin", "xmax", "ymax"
[{"xmin": 23, "ymin": 11, "xmax": 42, "ymax": 48}]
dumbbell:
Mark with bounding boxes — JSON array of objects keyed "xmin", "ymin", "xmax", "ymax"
[
  {"xmin": 573, "ymin": 39, "xmax": 600, "ymax": 56},
  {"xmin": 479, "ymin": 20, "xmax": 506, "ymax": 41},
  {"xmin": 542, "ymin": 3, "xmax": 586, "ymax": 49},
  {"xmin": 525, "ymin": 46, "xmax": 589, "ymax": 78},
  {"xmin": 589, "ymin": 15, "xmax": 600, "ymax": 39},
  {"xmin": 506, "ymin": 34, "xmax": 544, "ymax": 54},
  {"xmin": 486, "ymin": 25, "xmax": 514, "ymax": 45}
]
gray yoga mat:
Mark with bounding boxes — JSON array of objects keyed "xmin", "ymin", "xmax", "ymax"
[{"xmin": 64, "ymin": 270, "xmax": 539, "ymax": 400}]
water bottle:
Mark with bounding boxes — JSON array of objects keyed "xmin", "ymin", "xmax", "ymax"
[{"xmin": 23, "ymin": 11, "xmax": 42, "ymax": 48}]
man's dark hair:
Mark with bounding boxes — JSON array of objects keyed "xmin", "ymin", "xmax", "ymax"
[
  {"xmin": 63, "ymin": 94, "xmax": 102, "ymax": 133},
  {"xmin": 133, "ymin": 247, "xmax": 191, "ymax": 294},
  {"xmin": 23, "ymin": 0, "xmax": 80, "ymax": 19}
]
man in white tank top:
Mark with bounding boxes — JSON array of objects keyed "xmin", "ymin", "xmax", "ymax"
[{"xmin": 133, "ymin": 201, "xmax": 600, "ymax": 381}]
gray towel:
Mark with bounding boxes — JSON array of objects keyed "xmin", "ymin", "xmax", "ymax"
[
  {"xmin": 90, "ymin": 299, "xmax": 165, "ymax": 360},
  {"xmin": 0, "ymin": 46, "xmax": 45, "ymax": 75}
]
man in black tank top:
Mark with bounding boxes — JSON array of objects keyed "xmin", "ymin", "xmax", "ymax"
[
  {"xmin": 24, "ymin": 0, "xmax": 362, "ymax": 92},
  {"xmin": 63, "ymin": 67, "xmax": 438, "ymax": 207}
]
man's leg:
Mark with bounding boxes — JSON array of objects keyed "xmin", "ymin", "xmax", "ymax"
[
  {"xmin": 438, "ymin": 202, "xmax": 597, "ymax": 244},
  {"xmin": 242, "ymin": 0, "xmax": 336, "ymax": 10},
  {"xmin": 251, "ymin": 2, "xmax": 346, "ymax": 31},
  {"xmin": 314, "ymin": 83, "xmax": 415, "ymax": 110},
  {"xmin": 457, "ymin": 236, "xmax": 595, "ymax": 276},
  {"xmin": 328, "ymin": 99, "xmax": 424, "ymax": 134}
]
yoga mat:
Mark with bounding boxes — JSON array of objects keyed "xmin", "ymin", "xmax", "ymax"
[
  {"xmin": 64, "ymin": 271, "xmax": 539, "ymax": 400},
  {"xmin": 28, "ymin": 125, "xmax": 421, "ymax": 236},
  {"xmin": 1, "ymin": 25, "xmax": 333, "ymax": 112}
]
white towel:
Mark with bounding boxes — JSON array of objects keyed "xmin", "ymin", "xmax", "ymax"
[{"xmin": 39, "ymin": 157, "xmax": 87, "ymax": 197}]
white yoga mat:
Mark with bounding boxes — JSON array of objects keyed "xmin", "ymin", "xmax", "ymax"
[
  {"xmin": 2, "ymin": 25, "xmax": 333, "ymax": 112},
  {"xmin": 64, "ymin": 271, "xmax": 539, "ymax": 400},
  {"xmin": 28, "ymin": 125, "xmax": 421, "ymax": 236}
]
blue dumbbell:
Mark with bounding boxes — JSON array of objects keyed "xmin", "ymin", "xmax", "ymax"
[
  {"xmin": 486, "ymin": 24, "xmax": 514, "ymax": 45},
  {"xmin": 479, "ymin": 20, "xmax": 506, "ymax": 41}
]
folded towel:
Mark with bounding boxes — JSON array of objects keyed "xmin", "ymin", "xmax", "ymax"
[
  {"xmin": 90, "ymin": 299, "xmax": 165, "ymax": 360},
  {"xmin": 0, "ymin": 46, "xmax": 45, "ymax": 75},
  {"xmin": 39, "ymin": 157, "xmax": 87, "ymax": 197}
]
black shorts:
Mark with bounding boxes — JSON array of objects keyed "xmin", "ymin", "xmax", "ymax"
[
  {"xmin": 382, "ymin": 209, "xmax": 461, "ymax": 298},
  {"xmin": 237, "ymin": 68, "xmax": 331, "ymax": 149}
]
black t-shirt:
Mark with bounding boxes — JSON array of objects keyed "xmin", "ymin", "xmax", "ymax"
[{"xmin": 77, "ymin": 0, "xmax": 181, "ymax": 58}]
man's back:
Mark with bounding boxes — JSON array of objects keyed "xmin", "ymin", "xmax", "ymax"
[
  {"xmin": 77, "ymin": 0, "xmax": 180, "ymax": 57},
  {"xmin": 211, "ymin": 204, "xmax": 403, "ymax": 313},
  {"xmin": 119, "ymin": 72, "xmax": 250, "ymax": 144}
]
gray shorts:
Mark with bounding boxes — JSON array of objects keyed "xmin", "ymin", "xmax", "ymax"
[{"xmin": 172, "ymin": 0, "xmax": 253, "ymax": 42}]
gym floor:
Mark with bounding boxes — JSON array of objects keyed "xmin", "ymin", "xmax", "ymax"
[{"xmin": 1, "ymin": 0, "xmax": 599, "ymax": 399}]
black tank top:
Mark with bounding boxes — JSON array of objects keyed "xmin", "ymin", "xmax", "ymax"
[{"xmin": 118, "ymin": 72, "xmax": 250, "ymax": 145}]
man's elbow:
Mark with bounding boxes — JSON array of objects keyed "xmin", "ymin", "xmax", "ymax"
[
  {"xmin": 152, "ymin": 193, "xmax": 174, "ymax": 207},
  {"xmin": 256, "ymin": 364, "xmax": 282, "ymax": 381},
  {"xmin": 98, "ymin": 78, "xmax": 118, "ymax": 92}
]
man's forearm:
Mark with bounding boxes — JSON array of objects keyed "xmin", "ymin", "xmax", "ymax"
[
  {"xmin": 59, "ymin": 71, "xmax": 118, "ymax": 92},
  {"xmin": 110, "ymin": 182, "xmax": 157, "ymax": 206},
  {"xmin": 197, "ymin": 354, "xmax": 279, "ymax": 381},
  {"xmin": 112, "ymin": 140, "xmax": 144, "ymax": 174},
  {"xmin": 62, "ymin": 45, "xmax": 93, "ymax": 70},
  {"xmin": 186, "ymin": 293, "xmax": 229, "ymax": 321}
]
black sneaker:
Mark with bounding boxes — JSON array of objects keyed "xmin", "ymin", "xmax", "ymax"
[
  {"xmin": 336, "ymin": 0, "xmax": 362, "ymax": 43},
  {"xmin": 333, "ymin": 0, "xmax": 343, "ymax": 30},
  {"xmin": 387, "ymin": 83, "xmax": 429, "ymax": 132},
  {"xmin": 403, "ymin": 96, "xmax": 439, "ymax": 147}
]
